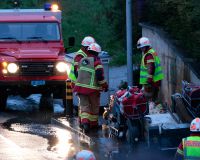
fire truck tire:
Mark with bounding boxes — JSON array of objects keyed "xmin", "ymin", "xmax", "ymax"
[
  {"xmin": 126, "ymin": 119, "xmax": 140, "ymax": 145},
  {"xmin": 39, "ymin": 94, "xmax": 54, "ymax": 112},
  {"xmin": 0, "ymin": 91, "xmax": 8, "ymax": 111}
]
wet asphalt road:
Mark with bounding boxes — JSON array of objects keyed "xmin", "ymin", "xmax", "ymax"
[
  {"xmin": 0, "ymin": 112, "xmax": 176, "ymax": 160},
  {"xmin": 0, "ymin": 111, "xmax": 81, "ymax": 160},
  {"xmin": 0, "ymin": 95, "xmax": 176, "ymax": 160}
]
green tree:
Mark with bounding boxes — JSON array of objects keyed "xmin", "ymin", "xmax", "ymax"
[
  {"xmin": 144, "ymin": 0, "xmax": 200, "ymax": 59},
  {"xmin": 61, "ymin": 0, "xmax": 127, "ymax": 65},
  {"xmin": 0, "ymin": 0, "xmax": 130, "ymax": 65}
]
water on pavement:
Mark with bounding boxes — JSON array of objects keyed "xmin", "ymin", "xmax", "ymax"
[{"xmin": 1, "ymin": 93, "xmax": 176, "ymax": 160}]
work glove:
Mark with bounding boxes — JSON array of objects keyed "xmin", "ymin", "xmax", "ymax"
[{"xmin": 101, "ymin": 82, "xmax": 108, "ymax": 92}]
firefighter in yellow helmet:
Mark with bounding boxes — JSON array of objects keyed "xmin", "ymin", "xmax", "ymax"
[
  {"xmin": 174, "ymin": 117, "xmax": 200, "ymax": 160},
  {"xmin": 73, "ymin": 42, "xmax": 108, "ymax": 133}
]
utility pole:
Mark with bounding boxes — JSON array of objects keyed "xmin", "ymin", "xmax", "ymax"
[{"xmin": 126, "ymin": 0, "xmax": 133, "ymax": 86}]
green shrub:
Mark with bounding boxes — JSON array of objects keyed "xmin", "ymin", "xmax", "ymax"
[
  {"xmin": 144, "ymin": 0, "xmax": 200, "ymax": 59},
  {"xmin": 0, "ymin": 0, "xmax": 137, "ymax": 65}
]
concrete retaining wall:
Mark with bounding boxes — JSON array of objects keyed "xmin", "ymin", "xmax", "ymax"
[{"xmin": 140, "ymin": 23, "xmax": 200, "ymax": 105}]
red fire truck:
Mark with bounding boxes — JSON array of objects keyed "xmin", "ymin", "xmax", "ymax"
[{"xmin": 0, "ymin": 4, "xmax": 74, "ymax": 111}]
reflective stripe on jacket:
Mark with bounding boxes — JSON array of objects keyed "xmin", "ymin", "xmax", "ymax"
[
  {"xmin": 140, "ymin": 48, "xmax": 164, "ymax": 84},
  {"xmin": 68, "ymin": 49, "xmax": 87, "ymax": 82},
  {"xmin": 80, "ymin": 112, "xmax": 98, "ymax": 124},
  {"xmin": 75, "ymin": 57, "xmax": 101, "ymax": 90},
  {"xmin": 183, "ymin": 136, "xmax": 200, "ymax": 159}
]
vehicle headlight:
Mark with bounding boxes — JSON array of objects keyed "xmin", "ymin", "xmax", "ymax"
[
  {"xmin": 56, "ymin": 62, "xmax": 69, "ymax": 73},
  {"xmin": 7, "ymin": 63, "xmax": 18, "ymax": 73}
]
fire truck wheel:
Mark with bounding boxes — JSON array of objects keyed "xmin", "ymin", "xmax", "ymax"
[
  {"xmin": 0, "ymin": 91, "xmax": 8, "ymax": 111},
  {"xmin": 39, "ymin": 94, "xmax": 54, "ymax": 112}
]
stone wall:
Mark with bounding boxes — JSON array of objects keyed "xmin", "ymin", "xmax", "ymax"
[{"xmin": 140, "ymin": 23, "xmax": 200, "ymax": 105}]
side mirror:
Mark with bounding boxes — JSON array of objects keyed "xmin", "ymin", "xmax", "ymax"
[{"xmin": 68, "ymin": 37, "xmax": 75, "ymax": 47}]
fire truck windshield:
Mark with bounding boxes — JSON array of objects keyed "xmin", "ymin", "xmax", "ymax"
[{"xmin": 0, "ymin": 22, "xmax": 60, "ymax": 41}]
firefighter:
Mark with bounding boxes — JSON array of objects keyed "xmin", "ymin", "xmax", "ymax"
[
  {"xmin": 75, "ymin": 150, "xmax": 96, "ymax": 160},
  {"xmin": 68, "ymin": 36, "xmax": 96, "ymax": 116},
  {"xmin": 73, "ymin": 42, "xmax": 108, "ymax": 133},
  {"xmin": 68, "ymin": 36, "xmax": 96, "ymax": 84},
  {"xmin": 137, "ymin": 37, "xmax": 164, "ymax": 105},
  {"xmin": 174, "ymin": 117, "xmax": 200, "ymax": 160}
]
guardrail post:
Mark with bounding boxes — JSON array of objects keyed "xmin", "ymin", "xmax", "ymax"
[{"xmin": 66, "ymin": 79, "xmax": 73, "ymax": 117}]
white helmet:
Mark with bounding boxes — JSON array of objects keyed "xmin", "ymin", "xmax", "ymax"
[
  {"xmin": 81, "ymin": 36, "xmax": 96, "ymax": 47},
  {"xmin": 88, "ymin": 43, "xmax": 101, "ymax": 53},
  {"xmin": 75, "ymin": 150, "xmax": 96, "ymax": 160},
  {"xmin": 190, "ymin": 117, "xmax": 200, "ymax": 132},
  {"xmin": 137, "ymin": 37, "xmax": 151, "ymax": 49}
]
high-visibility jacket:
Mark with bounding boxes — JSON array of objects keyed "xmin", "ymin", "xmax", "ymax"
[
  {"xmin": 68, "ymin": 49, "xmax": 87, "ymax": 82},
  {"xmin": 140, "ymin": 48, "xmax": 164, "ymax": 84},
  {"xmin": 75, "ymin": 57, "xmax": 101, "ymax": 90},
  {"xmin": 182, "ymin": 136, "xmax": 200, "ymax": 159}
]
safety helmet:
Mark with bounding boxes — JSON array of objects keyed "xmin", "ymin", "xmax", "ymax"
[
  {"xmin": 75, "ymin": 150, "xmax": 96, "ymax": 160},
  {"xmin": 88, "ymin": 43, "xmax": 101, "ymax": 53},
  {"xmin": 190, "ymin": 117, "xmax": 200, "ymax": 132},
  {"xmin": 137, "ymin": 37, "xmax": 151, "ymax": 49},
  {"xmin": 81, "ymin": 36, "xmax": 96, "ymax": 47}
]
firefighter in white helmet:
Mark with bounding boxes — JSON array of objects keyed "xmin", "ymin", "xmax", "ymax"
[
  {"xmin": 137, "ymin": 37, "xmax": 164, "ymax": 110},
  {"xmin": 175, "ymin": 117, "xmax": 200, "ymax": 159},
  {"xmin": 75, "ymin": 150, "xmax": 96, "ymax": 160},
  {"xmin": 137, "ymin": 37, "xmax": 152, "ymax": 49},
  {"xmin": 69, "ymin": 36, "xmax": 96, "ymax": 83},
  {"xmin": 73, "ymin": 42, "xmax": 108, "ymax": 133},
  {"xmin": 68, "ymin": 36, "xmax": 96, "ymax": 116}
]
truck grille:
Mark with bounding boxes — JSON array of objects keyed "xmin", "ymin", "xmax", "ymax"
[{"xmin": 19, "ymin": 62, "xmax": 55, "ymax": 76}]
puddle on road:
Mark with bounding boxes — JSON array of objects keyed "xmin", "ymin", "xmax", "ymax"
[
  {"xmin": 0, "ymin": 95, "xmax": 180, "ymax": 159},
  {"xmin": 2, "ymin": 114, "xmax": 176, "ymax": 160},
  {"xmin": 2, "ymin": 112, "xmax": 175, "ymax": 160},
  {"xmin": 1, "ymin": 112, "xmax": 80, "ymax": 159}
]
